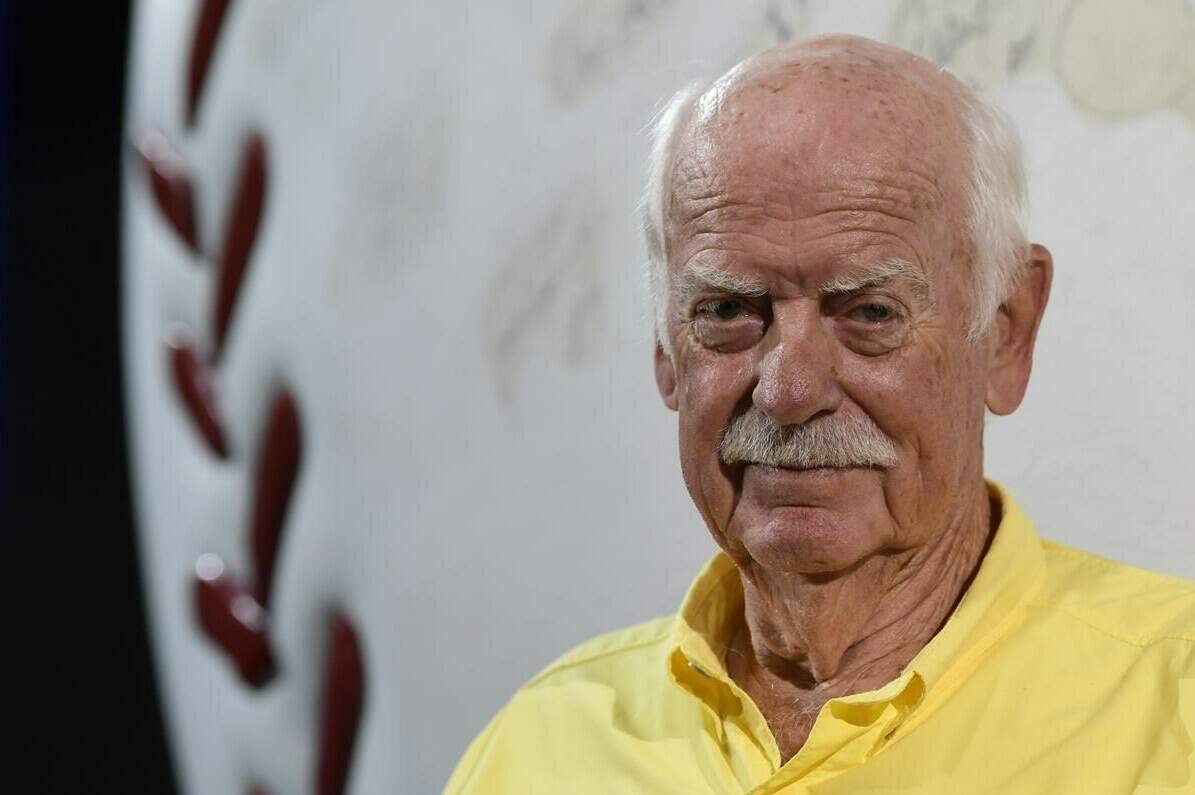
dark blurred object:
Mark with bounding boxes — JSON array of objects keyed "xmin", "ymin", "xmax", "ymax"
[{"xmin": 6, "ymin": 0, "xmax": 178, "ymax": 790}]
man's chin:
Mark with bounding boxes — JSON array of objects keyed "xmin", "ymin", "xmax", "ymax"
[
  {"xmin": 734, "ymin": 509, "xmax": 874, "ymax": 574},
  {"xmin": 730, "ymin": 465, "xmax": 888, "ymax": 574}
]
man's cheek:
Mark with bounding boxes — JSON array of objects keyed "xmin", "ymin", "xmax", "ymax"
[
  {"xmin": 675, "ymin": 411, "xmax": 736, "ymax": 529},
  {"xmin": 679, "ymin": 352, "xmax": 755, "ymax": 407}
]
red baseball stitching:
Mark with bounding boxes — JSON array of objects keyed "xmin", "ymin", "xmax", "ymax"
[{"xmin": 137, "ymin": 3, "xmax": 366, "ymax": 792}]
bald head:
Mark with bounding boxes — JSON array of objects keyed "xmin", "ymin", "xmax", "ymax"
[
  {"xmin": 643, "ymin": 34, "xmax": 1027, "ymax": 354},
  {"xmin": 690, "ymin": 34, "xmax": 969, "ymax": 132}
]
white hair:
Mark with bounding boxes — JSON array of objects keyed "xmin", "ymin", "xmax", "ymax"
[
  {"xmin": 641, "ymin": 71, "xmax": 1028, "ymax": 356},
  {"xmin": 720, "ymin": 405, "xmax": 898, "ymax": 469}
]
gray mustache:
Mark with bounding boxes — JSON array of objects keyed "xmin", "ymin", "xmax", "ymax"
[{"xmin": 720, "ymin": 407, "xmax": 898, "ymax": 469}]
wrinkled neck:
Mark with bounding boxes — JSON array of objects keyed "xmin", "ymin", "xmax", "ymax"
[{"xmin": 725, "ymin": 482, "xmax": 996, "ymax": 759}]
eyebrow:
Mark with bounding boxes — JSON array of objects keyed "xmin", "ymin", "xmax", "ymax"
[
  {"xmin": 672, "ymin": 257, "xmax": 933, "ymax": 309},
  {"xmin": 672, "ymin": 261, "xmax": 768, "ymax": 308},
  {"xmin": 820, "ymin": 258, "xmax": 934, "ymax": 307}
]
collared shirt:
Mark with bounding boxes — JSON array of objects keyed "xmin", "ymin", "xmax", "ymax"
[{"xmin": 444, "ymin": 482, "xmax": 1195, "ymax": 794}]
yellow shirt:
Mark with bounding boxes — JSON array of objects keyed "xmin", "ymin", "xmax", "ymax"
[{"xmin": 445, "ymin": 483, "xmax": 1195, "ymax": 794}]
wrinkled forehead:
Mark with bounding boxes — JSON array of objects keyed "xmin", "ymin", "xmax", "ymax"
[{"xmin": 668, "ymin": 52, "xmax": 972, "ymax": 238}]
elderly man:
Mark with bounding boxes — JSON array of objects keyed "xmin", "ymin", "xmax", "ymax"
[{"xmin": 445, "ymin": 35, "xmax": 1194, "ymax": 794}]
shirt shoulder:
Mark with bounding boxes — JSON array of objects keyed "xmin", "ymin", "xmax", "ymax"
[
  {"xmin": 442, "ymin": 616, "xmax": 677, "ymax": 794},
  {"xmin": 1035, "ymin": 538, "xmax": 1195, "ymax": 647},
  {"xmin": 522, "ymin": 614, "xmax": 675, "ymax": 687}
]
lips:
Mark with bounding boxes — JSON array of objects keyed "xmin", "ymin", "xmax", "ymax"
[
  {"xmin": 752, "ymin": 464, "xmax": 853, "ymax": 476},
  {"xmin": 741, "ymin": 463, "xmax": 865, "ymax": 505}
]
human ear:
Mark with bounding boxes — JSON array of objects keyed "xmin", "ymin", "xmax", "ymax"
[
  {"xmin": 985, "ymin": 243, "xmax": 1053, "ymax": 415},
  {"xmin": 654, "ymin": 342, "xmax": 679, "ymax": 411}
]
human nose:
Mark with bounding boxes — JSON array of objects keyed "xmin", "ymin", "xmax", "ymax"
[{"xmin": 751, "ymin": 303, "xmax": 843, "ymax": 426}]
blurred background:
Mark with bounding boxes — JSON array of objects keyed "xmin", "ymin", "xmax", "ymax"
[{"xmin": 7, "ymin": 0, "xmax": 1194, "ymax": 793}]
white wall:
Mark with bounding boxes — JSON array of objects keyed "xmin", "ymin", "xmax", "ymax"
[{"xmin": 123, "ymin": 1, "xmax": 1194, "ymax": 792}]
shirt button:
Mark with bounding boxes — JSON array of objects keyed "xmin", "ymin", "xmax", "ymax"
[{"xmin": 688, "ymin": 661, "xmax": 711, "ymax": 677}]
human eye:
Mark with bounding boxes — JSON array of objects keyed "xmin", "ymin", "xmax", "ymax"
[
  {"xmin": 691, "ymin": 297, "xmax": 766, "ymax": 352},
  {"xmin": 847, "ymin": 301, "xmax": 899, "ymax": 324},
  {"xmin": 836, "ymin": 297, "xmax": 910, "ymax": 353},
  {"xmin": 705, "ymin": 298, "xmax": 748, "ymax": 320}
]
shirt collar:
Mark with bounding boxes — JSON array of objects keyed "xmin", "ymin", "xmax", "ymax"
[{"xmin": 665, "ymin": 478, "xmax": 1047, "ymax": 720}]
